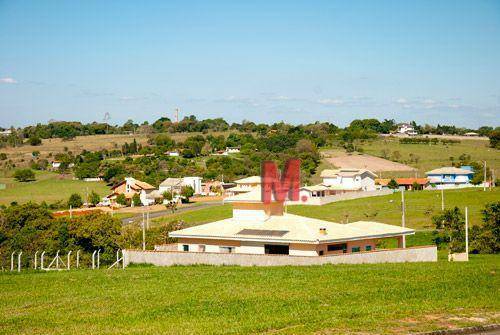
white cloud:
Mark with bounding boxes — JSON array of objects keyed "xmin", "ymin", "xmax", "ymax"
[
  {"xmin": 268, "ymin": 95, "xmax": 291, "ymax": 101},
  {"xmin": 395, "ymin": 98, "xmax": 408, "ymax": 104},
  {"xmin": 0, "ymin": 77, "xmax": 17, "ymax": 84},
  {"xmin": 317, "ymin": 98, "xmax": 344, "ymax": 106}
]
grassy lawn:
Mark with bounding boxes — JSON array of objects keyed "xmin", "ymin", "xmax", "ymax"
[
  {"xmin": 151, "ymin": 204, "xmax": 232, "ymax": 227},
  {"xmin": 358, "ymin": 137, "xmax": 499, "ymax": 175},
  {"xmin": 147, "ymin": 189, "xmax": 498, "ymax": 231},
  {"xmin": 0, "ymin": 255, "xmax": 498, "ymax": 334},
  {"xmin": 0, "ymin": 171, "xmax": 109, "ymax": 206},
  {"xmin": 288, "ymin": 188, "xmax": 499, "ymax": 230}
]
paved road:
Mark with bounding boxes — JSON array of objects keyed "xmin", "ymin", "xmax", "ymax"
[{"xmin": 121, "ymin": 201, "xmax": 223, "ymax": 224}]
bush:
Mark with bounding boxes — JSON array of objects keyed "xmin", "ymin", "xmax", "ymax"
[
  {"xmin": 116, "ymin": 193, "xmax": 127, "ymax": 206},
  {"xmin": 13, "ymin": 169, "xmax": 35, "ymax": 182},
  {"xmin": 432, "ymin": 207, "xmax": 465, "ymax": 253},
  {"xmin": 181, "ymin": 185, "xmax": 194, "ymax": 203},
  {"xmin": 387, "ymin": 179, "xmax": 399, "ymax": 189},
  {"xmin": 67, "ymin": 193, "xmax": 83, "ymax": 208},
  {"xmin": 89, "ymin": 191, "xmax": 101, "ymax": 206},
  {"xmin": 28, "ymin": 136, "xmax": 42, "ymax": 146},
  {"xmin": 0, "ymin": 153, "xmax": 7, "ymax": 160},
  {"xmin": 132, "ymin": 193, "xmax": 142, "ymax": 207}
]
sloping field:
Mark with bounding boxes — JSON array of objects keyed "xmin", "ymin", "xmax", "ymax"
[
  {"xmin": 1, "ymin": 131, "xmax": 234, "ymax": 164},
  {"xmin": 322, "ymin": 150, "xmax": 416, "ymax": 173}
]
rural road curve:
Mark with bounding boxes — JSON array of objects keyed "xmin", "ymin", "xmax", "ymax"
[{"xmin": 121, "ymin": 201, "xmax": 223, "ymax": 224}]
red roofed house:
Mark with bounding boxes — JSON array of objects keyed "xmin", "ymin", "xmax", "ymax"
[
  {"xmin": 107, "ymin": 177, "xmax": 157, "ymax": 206},
  {"xmin": 376, "ymin": 178, "xmax": 429, "ymax": 191}
]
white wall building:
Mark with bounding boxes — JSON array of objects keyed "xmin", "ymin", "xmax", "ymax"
[
  {"xmin": 169, "ymin": 187, "xmax": 414, "ymax": 256},
  {"xmin": 159, "ymin": 177, "xmax": 203, "ymax": 195},
  {"xmin": 397, "ymin": 123, "xmax": 418, "ymax": 135},
  {"xmin": 320, "ymin": 168, "xmax": 377, "ymax": 191}
]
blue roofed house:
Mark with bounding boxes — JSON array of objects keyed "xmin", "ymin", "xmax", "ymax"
[{"xmin": 425, "ymin": 166, "xmax": 474, "ymax": 189}]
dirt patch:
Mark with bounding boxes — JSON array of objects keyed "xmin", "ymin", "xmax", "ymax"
[{"xmin": 322, "ymin": 150, "xmax": 416, "ymax": 173}]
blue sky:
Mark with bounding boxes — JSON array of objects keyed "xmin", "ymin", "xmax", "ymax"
[{"xmin": 1, "ymin": 0, "xmax": 499, "ymax": 128}]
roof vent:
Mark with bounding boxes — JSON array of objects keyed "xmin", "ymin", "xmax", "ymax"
[{"xmin": 319, "ymin": 227, "xmax": 327, "ymax": 235}]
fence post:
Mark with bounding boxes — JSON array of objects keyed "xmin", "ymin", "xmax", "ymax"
[
  {"xmin": 92, "ymin": 250, "xmax": 97, "ymax": 269},
  {"xmin": 34, "ymin": 251, "xmax": 39, "ymax": 269},
  {"xmin": 67, "ymin": 251, "xmax": 72, "ymax": 270},
  {"xmin": 97, "ymin": 249, "xmax": 101, "ymax": 269},
  {"xmin": 17, "ymin": 251, "xmax": 22, "ymax": 272},
  {"xmin": 76, "ymin": 250, "xmax": 80, "ymax": 269},
  {"xmin": 55, "ymin": 250, "xmax": 60, "ymax": 270},
  {"xmin": 10, "ymin": 251, "xmax": 15, "ymax": 272},
  {"xmin": 41, "ymin": 251, "xmax": 45, "ymax": 270}
]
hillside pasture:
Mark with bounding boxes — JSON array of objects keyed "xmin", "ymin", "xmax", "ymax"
[
  {"xmin": 288, "ymin": 188, "xmax": 499, "ymax": 230},
  {"xmin": 358, "ymin": 137, "xmax": 499, "ymax": 175},
  {"xmin": 0, "ymin": 171, "xmax": 109, "ymax": 206}
]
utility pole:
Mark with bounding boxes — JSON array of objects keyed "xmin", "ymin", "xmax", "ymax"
[
  {"xmin": 465, "ymin": 206, "xmax": 469, "ymax": 261},
  {"xmin": 142, "ymin": 212, "xmax": 146, "ymax": 251},
  {"xmin": 401, "ymin": 189, "xmax": 406, "ymax": 248},
  {"xmin": 441, "ymin": 189, "xmax": 444, "ymax": 211},
  {"xmin": 483, "ymin": 161, "xmax": 487, "ymax": 191}
]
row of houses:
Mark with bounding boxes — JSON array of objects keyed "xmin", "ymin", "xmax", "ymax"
[{"xmin": 103, "ymin": 165, "xmax": 477, "ymax": 207}]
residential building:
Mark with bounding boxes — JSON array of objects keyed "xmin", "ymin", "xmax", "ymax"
[
  {"xmin": 169, "ymin": 187, "xmax": 414, "ymax": 256},
  {"xmin": 159, "ymin": 176, "xmax": 203, "ymax": 195},
  {"xmin": 320, "ymin": 168, "xmax": 378, "ymax": 191},
  {"xmin": 397, "ymin": 123, "xmax": 418, "ymax": 136},
  {"xmin": 227, "ymin": 176, "xmax": 262, "ymax": 195},
  {"xmin": 225, "ymin": 147, "xmax": 241, "ymax": 154},
  {"xmin": 107, "ymin": 177, "xmax": 157, "ymax": 206},
  {"xmin": 376, "ymin": 178, "xmax": 429, "ymax": 190},
  {"xmin": 425, "ymin": 167, "xmax": 474, "ymax": 188}
]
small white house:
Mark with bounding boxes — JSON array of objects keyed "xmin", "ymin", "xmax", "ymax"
[
  {"xmin": 166, "ymin": 151, "xmax": 180, "ymax": 157},
  {"xmin": 320, "ymin": 168, "xmax": 377, "ymax": 191},
  {"xmin": 227, "ymin": 176, "xmax": 262, "ymax": 195},
  {"xmin": 225, "ymin": 147, "xmax": 241, "ymax": 154}
]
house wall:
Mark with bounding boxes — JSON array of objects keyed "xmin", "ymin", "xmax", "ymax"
[
  {"xmin": 124, "ymin": 246, "xmax": 438, "ymax": 267},
  {"xmin": 183, "ymin": 177, "xmax": 202, "ymax": 194},
  {"xmin": 287, "ymin": 189, "xmax": 393, "ymax": 206}
]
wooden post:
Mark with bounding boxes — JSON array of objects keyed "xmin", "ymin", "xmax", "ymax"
[
  {"xmin": 401, "ymin": 189, "xmax": 406, "ymax": 248},
  {"xmin": 465, "ymin": 206, "xmax": 469, "ymax": 261},
  {"xmin": 67, "ymin": 251, "xmax": 72, "ymax": 270},
  {"xmin": 484, "ymin": 161, "xmax": 487, "ymax": 191},
  {"xmin": 441, "ymin": 189, "xmax": 444, "ymax": 211},
  {"xmin": 41, "ymin": 251, "xmax": 45, "ymax": 270},
  {"xmin": 10, "ymin": 251, "xmax": 15, "ymax": 271},
  {"xmin": 34, "ymin": 251, "xmax": 38, "ymax": 269},
  {"xmin": 76, "ymin": 250, "xmax": 80, "ymax": 269}
]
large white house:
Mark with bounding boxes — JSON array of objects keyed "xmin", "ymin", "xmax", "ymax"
[
  {"xmin": 227, "ymin": 176, "xmax": 262, "ymax": 195},
  {"xmin": 169, "ymin": 187, "xmax": 414, "ymax": 256},
  {"xmin": 159, "ymin": 177, "xmax": 203, "ymax": 195},
  {"xmin": 397, "ymin": 123, "xmax": 418, "ymax": 136},
  {"xmin": 320, "ymin": 168, "xmax": 378, "ymax": 191}
]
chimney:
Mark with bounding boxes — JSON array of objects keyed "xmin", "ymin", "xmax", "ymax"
[{"xmin": 319, "ymin": 227, "xmax": 327, "ymax": 235}]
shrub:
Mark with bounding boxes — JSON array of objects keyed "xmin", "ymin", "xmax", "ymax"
[
  {"xmin": 181, "ymin": 185, "xmax": 194, "ymax": 203},
  {"xmin": 13, "ymin": 169, "xmax": 35, "ymax": 182},
  {"xmin": 116, "ymin": 194, "xmax": 127, "ymax": 206},
  {"xmin": 387, "ymin": 179, "xmax": 399, "ymax": 189},
  {"xmin": 432, "ymin": 207, "xmax": 465, "ymax": 253},
  {"xmin": 132, "ymin": 193, "xmax": 142, "ymax": 207},
  {"xmin": 28, "ymin": 136, "xmax": 42, "ymax": 146},
  {"xmin": 89, "ymin": 191, "xmax": 101, "ymax": 206},
  {"xmin": 67, "ymin": 193, "xmax": 83, "ymax": 208},
  {"xmin": 0, "ymin": 153, "xmax": 7, "ymax": 160}
]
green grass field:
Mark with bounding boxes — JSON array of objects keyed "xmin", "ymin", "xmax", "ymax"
[
  {"xmin": 151, "ymin": 204, "xmax": 232, "ymax": 227},
  {"xmin": 289, "ymin": 188, "xmax": 499, "ymax": 230},
  {"xmin": 150, "ymin": 189, "xmax": 498, "ymax": 231},
  {"xmin": 0, "ymin": 171, "xmax": 109, "ymax": 206},
  {"xmin": 358, "ymin": 137, "xmax": 499, "ymax": 175},
  {"xmin": 0, "ymin": 255, "xmax": 498, "ymax": 334}
]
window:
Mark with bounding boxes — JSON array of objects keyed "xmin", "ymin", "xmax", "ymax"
[
  {"xmin": 365, "ymin": 245, "xmax": 372, "ymax": 251},
  {"xmin": 351, "ymin": 247, "xmax": 361, "ymax": 253},
  {"xmin": 182, "ymin": 244, "xmax": 189, "ymax": 252},
  {"xmin": 264, "ymin": 244, "xmax": 289, "ymax": 255},
  {"xmin": 220, "ymin": 246, "xmax": 235, "ymax": 253},
  {"xmin": 318, "ymin": 250, "xmax": 324, "ymax": 256},
  {"xmin": 198, "ymin": 245, "xmax": 206, "ymax": 252},
  {"xmin": 327, "ymin": 243, "xmax": 347, "ymax": 253}
]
